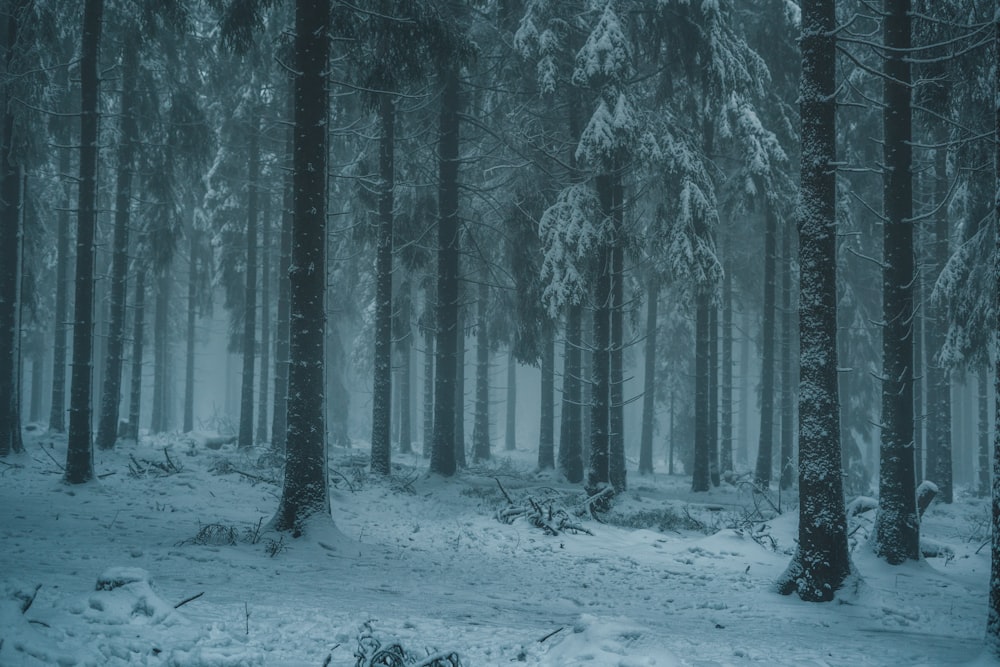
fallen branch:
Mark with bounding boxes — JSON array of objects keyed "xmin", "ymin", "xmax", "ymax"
[
  {"xmin": 20, "ymin": 584, "xmax": 41, "ymax": 614},
  {"xmin": 538, "ymin": 627, "xmax": 564, "ymax": 643},
  {"xmin": 174, "ymin": 591, "xmax": 205, "ymax": 609},
  {"xmin": 232, "ymin": 469, "xmax": 278, "ymax": 485},
  {"xmin": 38, "ymin": 444, "xmax": 64, "ymax": 471},
  {"xmin": 495, "ymin": 478, "xmax": 514, "ymax": 504}
]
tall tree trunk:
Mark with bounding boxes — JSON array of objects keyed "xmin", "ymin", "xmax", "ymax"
[
  {"xmin": 256, "ymin": 195, "xmax": 272, "ymax": 443},
  {"xmin": 455, "ymin": 307, "xmax": 467, "ymax": 468},
  {"xmin": 473, "ymin": 281, "xmax": 490, "ymax": 462},
  {"xmin": 609, "ymin": 175, "xmax": 626, "ymax": 492},
  {"xmin": 582, "ymin": 308, "xmax": 593, "ymax": 466},
  {"xmin": 777, "ymin": 0, "xmax": 851, "ymax": 599},
  {"xmin": 431, "ymin": 63, "xmax": 461, "ymax": 477},
  {"xmin": 721, "ymin": 249, "xmax": 734, "ymax": 475},
  {"xmin": 638, "ymin": 277, "xmax": 657, "ymax": 476},
  {"xmin": 914, "ymin": 221, "xmax": 924, "ymax": 482},
  {"xmin": 780, "ymin": 217, "xmax": 795, "ymax": 490},
  {"xmin": 505, "ymin": 350, "xmax": 516, "ymax": 451},
  {"xmin": 29, "ymin": 338, "xmax": 43, "ymax": 423},
  {"xmin": 327, "ymin": 320, "xmax": 350, "ymax": 447},
  {"xmin": 150, "ymin": 272, "xmax": 170, "ymax": 433},
  {"xmin": 272, "ymin": 0, "xmax": 331, "ymax": 533},
  {"xmin": 96, "ymin": 36, "xmax": 137, "ymax": 450},
  {"xmin": 271, "ymin": 94, "xmax": 294, "ymax": 456},
  {"xmin": 64, "ymin": 0, "xmax": 103, "ymax": 481},
  {"xmin": 127, "ymin": 268, "xmax": 145, "ymax": 440},
  {"xmin": 559, "ymin": 304, "xmax": 583, "ymax": 481},
  {"xmin": 423, "ymin": 320, "xmax": 434, "ymax": 457},
  {"xmin": 738, "ymin": 310, "xmax": 751, "ymax": 466},
  {"xmin": 755, "ymin": 200, "xmax": 778, "ymax": 488},
  {"xmin": 371, "ymin": 94, "xmax": 395, "ymax": 474},
  {"xmin": 49, "ymin": 97, "xmax": 72, "ymax": 434},
  {"xmin": 538, "ymin": 331, "xmax": 555, "ymax": 469},
  {"xmin": 692, "ymin": 288, "xmax": 711, "ymax": 492},
  {"xmin": 979, "ymin": 366, "xmax": 990, "ymax": 497},
  {"xmin": 399, "ymin": 280, "xmax": 413, "ymax": 455},
  {"xmin": 0, "ymin": 27, "xmax": 21, "ymax": 455},
  {"xmin": 183, "ymin": 213, "xmax": 198, "ymax": 433},
  {"xmin": 873, "ymin": 0, "xmax": 919, "ymax": 565},
  {"xmin": 986, "ymin": 8, "xmax": 1000, "ymax": 649},
  {"xmin": 238, "ymin": 119, "xmax": 260, "ymax": 449},
  {"xmin": 708, "ymin": 303, "xmax": 720, "ymax": 487},
  {"xmin": 587, "ymin": 173, "xmax": 612, "ymax": 495},
  {"xmin": 926, "ymin": 138, "xmax": 953, "ymax": 502},
  {"xmin": 668, "ymin": 390, "xmax": 675, "ymax": 474}
]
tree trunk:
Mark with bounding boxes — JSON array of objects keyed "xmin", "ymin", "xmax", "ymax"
[
  {"xmin": 455, "ymin": 307, "xmax": 467, "ymax": 468},
  {"xmin": 708, "ymin": 303, "xmax": 720, "ymax": 487},
  {"xmin": 873, "ymin": 0, "xmax": 919, "ymax": 565},
  {"xmin": 721, "ymin": 248, "xmax": 734, "ymax": 475},
  {"xmin": 926, "ymin": 137, "xmax": 953, "ymax": 502},
  {"xmin": 780, "ymin": 216, "xmax": 795, "ymax": 490},
  {"xmin": 538, "ymin": 331, "xmax": 555, "ymax": 469},
  {"xmin": 183, "ymin": 211, "xmax": 198, "ymax": 433},
  {"xmin": 49, "ymin": 95, "xmax": 72, "ymax": 434},
  {"xmin": 914, "ymin": 223, "xmax": 924, "ymax": 483},
  {"xmin": 96, "ymin": 37, "xmax": 137, "ymax": 450},
  {"xmin": 423, "ymin": 321, "xmax": 434, "ymax": 457},
  {"xmin": 505, "ymin": 349, "xmax": 516, "ymax": 452},
  {"xmin": 738, "ymin": 310, "xmax": 751, "ymax": 466},
  {"xmin": 609, "ymin": 174, "xmax": 626, "ymax": 492},
  {"xmin": 271, "ymin": 93, "xmax": 293, "ymax": 456},
  {"xmin": 559, "ymin": 304, "xmax": 584, "ymax": 481},
  {"xmin": 639, "ymin": 276, "xmax": 657, "ymax": 476},
  {"xmin": 986, "ymin": 10, "xmax": 1000, "ymax": 648},
  {"xmin": 29, "ymin": 338, "xmax": 43, "ymax": 424},
  {"xmin": 150, "ymin": 271, "xmax": 171, "ymax": 434},
  {"xmin": 327, "ymin": 320, "xmax": 350, "ymax": 447},
  {"xmin": 127, "ymin": 268, "xmax": 145, "ymax": 440},
  {"xmin": 272, "ymin": 0, "xmax": 331, "ymax": 534},
  {"xmin": 64, "ymin": 0, "xmax": 103, "ymax": 481},
  {"xmin": 238, "ymin": 118, "xmax": 260, "ymax": 449},
  {"xmin": 668, "ymin": 390, "xmax": 675, "ymax": 474},
  {"xmin": 431, "ymin": 63, "xmax": 461, "ymax": 477},
  {"xmin": 473, "ymin": 281, "xmax": 490, "ymax": 462},
  {"xmin": 256, "ymin": 195, "xmax": 272, "ymax": 443},
  {"xmin": 587, "ymin": 173, "xmax": 612, "ymax": 495},
  {"xmin": 399, "ymin": 280, "xmax": 413, "ymax": 455},
  {"xmin": 777, "ymin": 0, "xmax": 852, "ymax": 599},
  {"xmin": 0, "ymin": 39, "xmax": 21, "ymax": 455},
  {"xmin": 371, "ymin": 93, "xmax": 395, "ymax": 474},
  {"xmin": 755, "ymin": 200, "xmax": 778, "ymax": 488},
  {"xmin": 692, "ymin": 288, "xmax": 711, "ymax": 492},
  {"xmin": 979, "ymin": 366, "xmax": 989, "ymax": 497}
]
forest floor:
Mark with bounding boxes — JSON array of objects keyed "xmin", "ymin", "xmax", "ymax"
[{"xmin": 0, "ymin": 428, "xmax": 993, "ymax": 666}]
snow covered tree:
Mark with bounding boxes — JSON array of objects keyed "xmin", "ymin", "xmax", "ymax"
[{"xmin": 988, "ymin": 3, "xmax": 1000, "ymax": 652}]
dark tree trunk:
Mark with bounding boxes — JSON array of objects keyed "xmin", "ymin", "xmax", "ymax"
[
  {"xmin": 371, "ymin": 94, "xmax": 395, "ymax": 474},
  {"xmin": 256, "ymin": 196, "xmax": 272, "ymax": 443},
  {"xmin": 150, "ymin": 272, "xmax": 170, "ymax": 433},
  {"xmin": 272, "ymin": 0, "xmax": 332, "ymax": 533},
  {"xmin": 455, "ymin": 307, "xmax": 467, "ymax": 468},
  {"xmin": 127, "ymin": 269, "xmax": 145, "ymax": 440},
  {"xmin": 238, "ymin": 119, "xmax": 260, "ymax": 449},
  {"xmin": 668, "ymin": 391, "xmax": 675, "ymax": 474},
  {"xmin": 183, "ymin": 212, "xmax": 198, "ymax": 433},
  {"xmin": 423, "ymin": 322, "xmax": 434, "ymax": 457},
  {"xmin": 721, "ymin": 249, "xmax": 734, "ymax": 475},
  {"xmin": 587, "ymin": 174, "xmax": 612, "ymax": 495},
  {"xmin": 914, "ymin": 225, "xmax": 924, "ymax": 483},
  {"xmin": 271, "ymin": 95, "xmax": 293, "ymax": 456},
  {"xmin": 399, "ymin": 280, "xmax": 413, "ymax": 455},
  {"xmin": 777, "ymin": 0, "xmax": 852, "ymax": 599},
  {"xmin": 738, "ymin": 311, "xmax": 751, "ymax": 466},
  {"xmin": 639, "ymin": 278, "xmax": 657, "ymax": 476},
  {"xmin": 431, "ymin": 64, "xmax": 461, "ymax": 477},
  {"xmin": 780, "ymin": 217, "xmax": 795, "ymax": 490},
  {"xmin": 64, "ymin": 0, "xmax": 103, "ymax": 481},
  {"xmin": 708, "ymin": 303, "xmax": 720, "ymax": 487},
  {"xmin": 692, "ymin": 288, "xmax": 710, "ymax": 492},
  {"xmin": 49, "ymin": 99, "xmax": 72, "ymax": 434},
  {"xmin": 96, "ymin": 36, "xmax": 137, "ymax": 450},
  {"xmin": 473, "ymin": 281, "xmax": 490, "ymax": 462},
  {"xmin": 926, "ymin": 139, "xmax": 953, "ymax": 503},
  {"xmin": 327, "ymin": 320, "xmax": 350, "ymax": 447},
  {"xmin": 873, "ymin": 0, "xmax": 919, "ymax": 565},
  {"xmin": 29, "ymin": 338, "xmax": 43, "ymax": 423},
  {"xmin": 559, "ymin": 305, "xmax": 584, "ymax": 481},
  {"xmin": 755, "ymin": 201, "xmax": 778, "ymax": 488},
  {"xmin": 582, "ymin": 308, "xmax": 593, "ymax": 466},
  {"xmin": 539, "ymin": 331, "xmax": 555, "ymax": 469},
  {"xmin": 609, "ymin": 176, "xmax": 626, "ymax": 492},
  {"xmin": 505, "ymin": 350, "xmax": 516, "ymax": 452},
  {"xmin": 987, "ymin": 11, "xmax": 1000, "ymax": 649},
  {"xmin": 979, "ymin": 366, "xmax": 989, "ymax": 497}
]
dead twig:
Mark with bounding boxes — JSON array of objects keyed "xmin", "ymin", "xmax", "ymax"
[
  {"xmin": 538, "ymin": 627, "xmax": 564, "ymax": 643},
  {"xmin": 38, "ymin": 444, "xmax": 64, "ymax": 471},
  {"xmin": 174, "ymin": 591, "xmax": 205, "ymax": 609}
]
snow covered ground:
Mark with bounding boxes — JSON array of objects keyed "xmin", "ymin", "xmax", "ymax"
[{"xmin": 0, "ymin": 429, "xmax": 992, "ymax": 666}]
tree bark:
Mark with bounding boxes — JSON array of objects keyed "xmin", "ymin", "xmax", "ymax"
[
  {"xmin": 399, "ymin": 280, "xmax": 413, "ymax": 454},
  {"xmin": 721, "ymin": 249, "xmax": 734, "ymax": 475},
  {"xmin": 559, "ymin": 305, "xmax": 584, "ymax": 481},
  {"xmin": 986, "ymin": 9, "xmax": 1000, "ymax": 650},
  {"xmin": 708, "ymin": 303, "xmax": 720, "ymax": 487},
  {"xmin": 49, "ymin": 87, "xmax": 72, "ymax": 434},
  {"xmin": 780, "ymin": 216, "xmax": 795, "ymax": 490},
  {"xmin": 64, "ymin": 0, "xmax": 103, "ymax": 481},
  {"xmin": 430, "ymin": 63, "xmax": 461, "ymax": 477},
  {"xmin": 609, "ymin": 174, "xmax": 626, "ymax": 492},
  {"xmin": 638, "ymin": 277, "xmax": 657, "ymax": 476},
  {"xmin": 587, "ymin": 173, "xmax": 612, "ymax": 496},
  {"xmin": 150, "ymin": 271, "xmax": 171, "ymax": 433},
  {"xmin": 692, "ymin": 288, "xmax": 711, "ymax": 492},
  {"xmin": 873, "ymin": 0, "xmax": 919, "ymax": 565},
  {"xmin": 256, "ymin": 195, "xmax": 272, "ymax": 443},
  {"xmin": 96, "ymin": 36, "xmax": 137, "ymax": 450},
  {"xmin": 979, "ymin": 366, "xmax": 989, "ymax": 497},
  {"xmin": 755, "ymin": 200, "xmax": 778, "ymax": 488},
  {"xmin": 127, "ymin": 269, "xmax": 145, "ymax": 440},
  {"xmin": 238, "ymin": 118, "xmax": 260, "ymax": 449},
  {"xmin": 473, "ymin": 280, "xmax": 490, "ymax": 462},
  {"xmin": 455, "ymin": 306, "xmax": 467, "ymax": 468},
  {"xmin": 272, "ymin": 0, "xmax": 332, "ymax": 533},
  {"xmin": 271, "ymin": 92, "xmax": 293, "ymax": 455},
  {"xmin": 371, "ymin": 94, "xmax": 395, "ymax": 474},
  {"xmin": 538, "ymin": 331, "xmax": 555, "ymax": 469},
  {"xmin": 423, "ymin": 319, "xmax": 434, "ymax": 457},
  {"xmin": 777, "ymin": 0, "xmax": 852, "ymax": 599},
  {"xmin": 505, "ymin": 349, "xmax": 516, "ymax": 452},
  {"xmin": 183, "ymin": 210, "xmax": 198, "ymax": 433}
]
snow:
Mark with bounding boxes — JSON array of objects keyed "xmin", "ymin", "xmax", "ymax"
[{"xmin": 0, "ymin": 429, "xmax": 992, "ymax": 665}]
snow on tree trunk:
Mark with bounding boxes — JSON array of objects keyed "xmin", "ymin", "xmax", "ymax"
[
  {"xmin": 873, "ymin": 0, "xmax": 919, "ymax": 565},
  {"xmin": 64, "ymin": 0, "xmax": 103, "ymax": 482},
  {"xmin": 272, "ymin": 0, "xmax": 332, "ymax": 534},
  {"xmin": 96, "ymin": 36, "xmax": 137, "ymax": 451},
  {"xmin": 777, "ymin": 0, "xmax": 852, "ymax": 601},
  {"xmin": 371, "ymin": 94, "xmax": 395, "ymax": 475}
]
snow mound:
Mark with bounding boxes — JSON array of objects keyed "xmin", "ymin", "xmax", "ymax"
[
  {"xmin": 84, "ymin": 567, "xmax": 177, "ymax": 626},
  {"xmin": 539, "ymin": 614, "xmax": 681, "ymax": 666}
]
